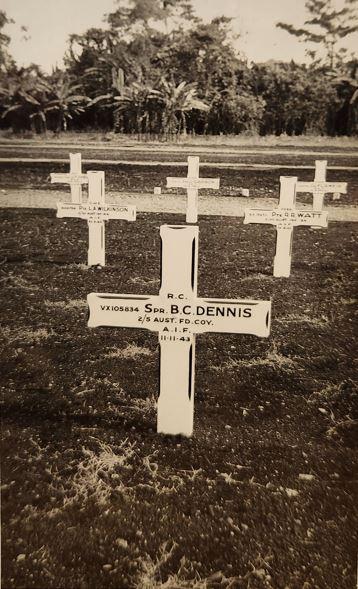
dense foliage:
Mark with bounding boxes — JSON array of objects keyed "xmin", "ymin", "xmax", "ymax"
[{"xmin": 0, "ymin": 1, "xmax": 357, "ymax": 136}]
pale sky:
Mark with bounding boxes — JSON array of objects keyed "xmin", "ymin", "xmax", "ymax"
[{"xmin": 3, "ymin": 0, "xmax": 358, "ymax": 72}]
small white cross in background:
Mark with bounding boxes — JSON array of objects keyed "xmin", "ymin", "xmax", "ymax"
[
  {"xmin": 244, "ymin": 176, "xmax": 328, "ymax": 277},
  {"xmin": 167, "ymin": 156, "xmax": 220, "ymax": 223},
  {"xmin": 50, "ymin": 153, "xmax": 88, "ymax": 203},
  {"xmin": 57, "ymin": 171, "xmax": 136, "ymax": 267},
  {"xmin": 296, "ymin": 160, "xmax": 347, "ymax": 213}
]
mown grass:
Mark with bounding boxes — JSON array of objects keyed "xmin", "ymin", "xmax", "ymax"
[{"xmin": 1, "ymin": 129, "xmax": 358, "ymax": 150}]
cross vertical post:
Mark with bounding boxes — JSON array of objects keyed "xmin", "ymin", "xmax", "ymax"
[
  {"xmin": 313, "ymin": 160, "xmax": 327, "ymax": 210},
  {"xmin": 157, "ymin": 225, "xmax": 198, "ymax": 435},
  {"xmin": 69, "ymin": 153, "xmax": 83, "ymax": 204},
  {"xmin": 87, "ymin": 171, "xmax": 106, "ymax": 267},
  {"xmin": 274, "ymin": 176, "xmax": 296, "ymax": 277},
  {"xmin": 186, "ymin": 156, "xmax": 200, "ymax": 223}
]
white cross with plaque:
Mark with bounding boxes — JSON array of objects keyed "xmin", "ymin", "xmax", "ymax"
[
  {"xmin": 50, "ymin": 153, "xmax": 88, "ymax": 203},
  {"xmin": 244, "ymin": 176, "xmax": 328, "ymax": 278},
  {"xmin": 57, "ymin": 171, "xmax": 136, "ymax": 267},
  {"xmin": 87, "ymin": 225, "xmax": 271, "ymax": 437},
  {"xmin": 296, "ymin": 160, "xmax": 347, "ymax": 212},
  {"xmin": 166, "ymin": 156, "xmax": 220, "ymax": 223}
]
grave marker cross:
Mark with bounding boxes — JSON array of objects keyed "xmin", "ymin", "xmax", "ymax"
[
  {"xmin": 244, "ymin": 176, "xmax": 328, "ymax": 277},
  {"xmin": 57, "ymin": 171, "xmax": 136, "ymax": 266},
  {"xmin": 87, "ymin": 225, "xmax": 271, "ymax": 437},
  {"xmin": 166, "ymin": 156, "xmax": 220, "ymax": 223},
  {"xmin": 296, "ymin": 160, "xmax": 347, "ymax": 212},
  {"xmin": 50, "ymin": 153, "xmax": 88, "ymax": 203}
]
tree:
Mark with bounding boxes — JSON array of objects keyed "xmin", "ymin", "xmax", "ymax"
[
  {"xmin": 0, "ymin": 65, "xmax": 52, "ymax": 132},
  {"xmin": 277, "ymin": 0, "xmax": 358, "ymax": 70},
  {"xmin": 107, "ymin": 0, "xmax": 196, "ymax": 33},
  {"xmin": 330, "ymin": 59, "xmax": 358, "ymax": 134},
  {"xmin": 45, "ymin": 70, "xmax": 90, "ymax": 132},
  {"xmin": 250, "ymin": 61, "xmax": 339, "ymax": 135},
  {"xmin": 157, "ymin": 79, "xmax": 209, "ymax": 135},
  {"xmin": 0, "ymin": 10, "xmax": 15, "ymax": 72},
  {"xmin": 207, "ymin": 90, "xmax": 265, "ymax": 135}
]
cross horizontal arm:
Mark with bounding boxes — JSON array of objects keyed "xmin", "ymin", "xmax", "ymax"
[
  {"xmin": 296, "ymin": 181, "xmax": 347, "ymax": 194},
  {"xmin": 244, "ymin": 208, "xmax": 328, "ymax": 228},
  {"xmin": 87, "ymin": 293, "xmax": 271, "ymax": 337},
  {"xmin": 167, "ymin": 177, "xmax": 220, "ymax": 190},
  {"xmin": 87, "ymin": 294, "xmax": 159, "ymax": 330},
  {"xmin": 51, "ymin": 173, "xmax": 88, "ymax": 185},
  {"xmin": 57, "ymin": 203, "xmax": 82, "ymax": 219},
  {"xmin": 57, "ymin": 203, "xmax": 136, "ymax": 221},
  {"xmin": 191, "ymin": 298, "xmax": 271, "ymax": 337}
]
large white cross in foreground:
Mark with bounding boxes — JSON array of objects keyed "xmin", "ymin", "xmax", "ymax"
[
  {"xmin": 167, "ymin": 156, "xmax": 220, "ymax": 223},
  {"xmin": 87, "ymin": 225, "xmax": 271, "ymax": 437},
  {"xmin": 50, "ymin": 153, "xmax": 88, "ymax": 203},
  {"xmin": 244, "ymin": 176, "xmax": 328, "ymax": 278},
  {"xmin": 296, "ymin": 160, "xmax": 347, "ymax": 212},
  {"xmin": 57, "ymin": 171, "xmax": 136, "ymax": 267}
]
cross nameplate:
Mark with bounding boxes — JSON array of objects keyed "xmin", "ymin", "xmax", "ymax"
[{"xmin": 245, "ymin": 208, "xmax": 328, "ymax": 230}]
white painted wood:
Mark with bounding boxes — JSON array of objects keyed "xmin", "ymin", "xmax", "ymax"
[
  {"xmin": 274, "ymin": 176, "xmax": 295, "ymax": 277},
  {"xmin": 187, "ymin": 156, "xmax": 199, "ymax": 224},
  {"xmin": 158, "ymin": 225, "xmax": 197, "ymax": 435},
  {"xmin": 87, "ymin": 225, "xmax": 271, "ymax": 436},
  {"xmin": 244, "ymin": 176, "xmax": 328, "ymax": 277},
  {"xmin": 56, "ymin": 170, "xmax": 136, "ymax": 267},
  {"xmin": 50, "ymin": 153, "xmax": 88, "ymax": 203},
  {"xmin": 296, "ymin": 160, "xmax": 347, "ymax": 212},
  {"xmin": 87, "ymin": 171, "xmax": 105, "ymax": 266},
  {"xmin": 166, "ymin": 156, "xmax": 220, "ymax": 223},
  {"xmin": 315, "ymin": 159, "xmax": 327, "ymax": 183}
]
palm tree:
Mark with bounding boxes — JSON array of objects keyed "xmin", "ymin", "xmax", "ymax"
[
  {"xmin": 87, "ymin": 78, "xmax": 210, "ymax": 138},
  {"xmin": 114, "ymin": 82, "xmax": 161, "ymax": 134},
  {"xmin": 89, "ymin": 80, "xmax": 161, "ymax": 135},
  {"xmin": 46, "ymin": 71, "xmax": 90, "ymax": 132},
  {"xmin": 0, "ymin": 65, "xmax": 51, "ymax": 132},
  {"xmin": 157, "ymin": 80, "xmax": 209, "ymax": 137}
]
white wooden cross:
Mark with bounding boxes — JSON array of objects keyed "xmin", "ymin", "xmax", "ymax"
[
  {"xmin": 57, "ymin": 171, "xmax": 136, "ymax": 267},
  {"xmin": 50, "ymin": 153, "xmax": 88, "ymax": 203},
  {"xmin": 87, "ymin": 225, "xmax": 271, "ymax": 437},
  {"xmin": 296, "ymin": 160, "xmax": 347, "ymax": 211},
  {"xmin": 166, "ymin": 156, "xmax": 220, "ymax": 223},
  {"xmin": 244, "ymin": 176, "xmax": 328, "ymax": 278}
]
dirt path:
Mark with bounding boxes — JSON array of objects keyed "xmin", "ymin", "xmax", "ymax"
[{"xmin": 1, "ymin": 188, "xmax": 357, "ymax": 221}]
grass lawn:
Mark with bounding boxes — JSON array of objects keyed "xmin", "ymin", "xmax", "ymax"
[
  {"xmin": 1, "ymin": 130, "xmax": 358, "ymax": 150},
  {"xmin": 1, "ymin": 208, "xmax": 357, "ymax": 589}
]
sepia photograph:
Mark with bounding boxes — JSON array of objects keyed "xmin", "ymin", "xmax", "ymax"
[{"xmin": 1, "ymin": 1, "xmax": 357, "ymax": 587}]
